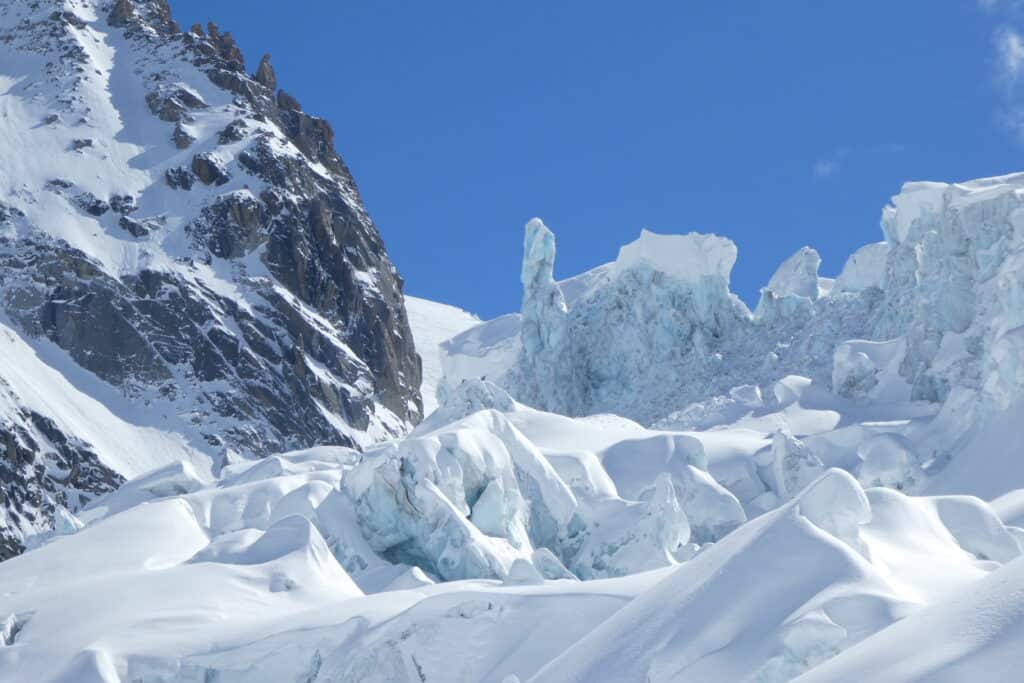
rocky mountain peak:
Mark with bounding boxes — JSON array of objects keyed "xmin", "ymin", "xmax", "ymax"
[{"xmin": 0, "ymin": 0, "xmax": 423, "ymax": 557}]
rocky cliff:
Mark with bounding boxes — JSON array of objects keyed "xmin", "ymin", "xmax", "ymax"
[{"xmin": 0, "ymin": 0, "xmax": 422, "ymax": 557}]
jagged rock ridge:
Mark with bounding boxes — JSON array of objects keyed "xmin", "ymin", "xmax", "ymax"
[{"xmin": 0, "ymin": 0, "xmax": 422, "ymax": 557}]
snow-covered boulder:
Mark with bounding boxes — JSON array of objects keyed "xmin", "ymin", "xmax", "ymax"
[
  {"xmin": 856, "ymin": 433, "xmax": 925, "ymax": 492},
  {"xmin": 759, "ymin": 431, "xmax": 827, "ymax": 501}
]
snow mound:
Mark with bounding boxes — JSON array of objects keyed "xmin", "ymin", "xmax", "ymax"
[
  {"xmin": 530, "ymin": 468, "xmax": 1009, "ymax": 683},
  {"xmin": 797, "ymin": 549, "xmax": 1024, "ymax": 682},
  {"xmin": 612, "ymin": 228, "xmax": 737, "ymax": 283},
  {"xmin": 1, "ymin": 366, "xmax": 1022, "ymax": 681}
]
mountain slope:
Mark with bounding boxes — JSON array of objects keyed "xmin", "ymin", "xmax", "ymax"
[
  {"xmin": 0, "ymin": 0, "xmax": 421, "ymax": 557},
  {"xmin": 404, "ymin": 296, "xmax": 479, "ymax": 415}
]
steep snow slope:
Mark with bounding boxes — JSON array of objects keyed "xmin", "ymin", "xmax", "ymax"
[
  {"xmin": 0, "ymin": 0, "xmax": 422, "ymax": 555},
  {"xmin": 796, "ymin": 555, "xmax": 1024, "ymax": 682},
  {"xmin": 0, "ymin": 313, "xmax": 210, "ymax": 556},
  {"xmin": 404, "ymin": 296, "xmax": 479, "ymax": 415},
  {"xmin": 531, "ymin": 471, "xmax": 1008, "ymax": 682}
]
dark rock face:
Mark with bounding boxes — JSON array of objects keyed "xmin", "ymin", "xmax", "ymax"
[
  {"xmin": 0, "ymin": 409, "xmax": 123, "ymax": 560},
  {"xmin": 217, "ymin": 119, "xmax": 248, "ymax": 145},
  {"xmin": 254, "ymin": 54, "xmax": 276, "ymax": 91},
  {"xmin": 191, "ymin": 153, "xmax": 230, "ymax": 186},
  {"xmin": 107, "ymin": 0, "xmax": 134, "ymax": 27},
  {"xmin": 173, "ymin": 123, "xmax": 195, "ymax": 149},
  {"xmin": 165, "ymin": 166, "xmax": 195, "ymax": 189},
  {"xmin": 146, "ymin": 87, "xmax": 207, "ymax": 122},
  {"xmin": 0, "ymin": 0, "xmax": 423, "ymax": 554}
]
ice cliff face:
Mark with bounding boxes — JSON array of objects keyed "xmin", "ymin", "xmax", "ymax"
[
  {"xmin": 441, "ymin": 174, "xmax": 1024, "ymax": 490},
  {"xmin": 876, "ymin": 177, "xmax": 1024, "ymax": 406},
  {"xmin": 343, "ymin": 380, "xmax": 741, "ymax": 582},
  {"xmin": 447, "ymin": 219, "xmax": 879, "ymax": 424},
  {"xmin": 861, "ymin": 175, "xmax": 1024, "ymax": 467},
  {"xmin": 0, "ymin": 0, "xmax": 421, "ymax": 557}
]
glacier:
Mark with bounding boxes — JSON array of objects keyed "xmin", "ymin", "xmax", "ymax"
[
  {"xmin": 2, "ymin": 1, "xmax": 1024, "ymax": 681},
  {"xmin": 5, "ymin": 163, "xmax": 1024, "ymax": 679},
  {"xmin": 443, "ymin": 173, "xmax": 1024, "ymax": 503},
  {"xmin": 7, "ymin": 156, "xmax": 1024, "ymax": 680}
]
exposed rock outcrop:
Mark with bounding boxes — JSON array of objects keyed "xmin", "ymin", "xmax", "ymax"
[{"xmin": 0, "ymin": 0, "xmax": 423, "ymax": 554}]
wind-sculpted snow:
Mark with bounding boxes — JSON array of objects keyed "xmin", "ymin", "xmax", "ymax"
[
  {"xmin": 5, "ymin": 3, "xmax": 1024, "ymax": 676},
  {"xmin": 2, "ymin": 443, "xmax": 1019, "ymax": 682},
  {"xmin": 1, "ymin": 357, "xmax": 1023, "ymax": 681},
  {"xmin": 529, "ymin": 469, "xmax": 1016, "ymax": 683}
]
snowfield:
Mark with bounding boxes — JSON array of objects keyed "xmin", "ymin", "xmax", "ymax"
[
  {"xmin": 3, "ymin": 1, "xmax": 1024, "ymax": 682},
  {"xmin": 404, "ymin": 296, "xmax": 479, "ymax": 415},
  {"xmin": 0, "ymin": 385, "xmax": 1021, "ymax": 681}
]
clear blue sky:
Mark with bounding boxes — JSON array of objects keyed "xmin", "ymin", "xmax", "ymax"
[{"xmin": 169, "ymin": 1, "xmax": 1023, "ymax": 319}]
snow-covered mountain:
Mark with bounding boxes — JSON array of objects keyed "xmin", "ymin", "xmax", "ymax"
[
  {"xmin": 0, "ymin": 0, "xmax": 423, "ymax": 556},
  {"xmin": 3, "ymin": 1, "xmax": 1024, "ymax": 682},
  {"xmin": 4, "ymin": 173, "xmax": 1024, "ymax": 682}
]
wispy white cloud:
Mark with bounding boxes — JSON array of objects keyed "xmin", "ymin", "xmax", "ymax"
[
  {"xmin": 979, "ymin": 0, "xmax": 1024, "ymax": 145},
  {"xmin": 996, "ymin": 25, "xmax": 1024, "ymax": 81},
  {"xmin": 813, "ymin": 147, "xmax": 852, "ymax": 179},
  {"xmin": 998, "ymin": 106, "xmax": 1024, "ymax": 142},
  {"xmin": 813, "ymin": 159, "xmax": 840, "ymax": 178},
  {"xmin": 812, "ymin": 144, "xmax": 903, "ymax": 179},
  {"xmin": 980, "ymin": 0, "xmax": 1024, "ymax": 10}
]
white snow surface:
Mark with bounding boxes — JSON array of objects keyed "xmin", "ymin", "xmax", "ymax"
[
  {"xmin": 1, "ymin": 417, "xmax": 1018, "ymax": 682},
  {"xmin": 1, "ymin": 8, "xmax": 1024, "ymax": 677},
  {"xmin": 612, "ymin": 228, "xmax": 737, "ymax": 283},
  {"xmin": 0, "ymin": 316, "xmax": 208, "ymax": 481},
  {"xmin": 404, "ymin": 296, "xmax": 479, "ymax": 415},
  {"xmin": 2, "ymin": 365, "xmax": 1024, "ymax": 681}
]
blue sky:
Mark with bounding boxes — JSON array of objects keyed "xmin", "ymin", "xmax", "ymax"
[{"xmin": 171, "ymin": 1, "xmax": 1024, "ymax": 318}]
